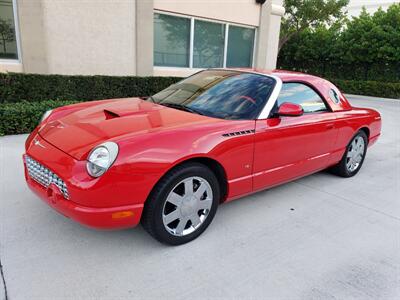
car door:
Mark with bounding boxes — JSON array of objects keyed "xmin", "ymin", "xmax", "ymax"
[{"xmin": 252, "ymin": 82, "xmax": 338, "ymax": 191}]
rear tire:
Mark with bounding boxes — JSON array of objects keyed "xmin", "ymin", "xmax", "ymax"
[
  {"xmin": 141, "ymin": 162, "xmax": 220, "ymax": 245},
  {"xmin": 331, "ymin": 130, "xmax": 368, "ymax": 177}
]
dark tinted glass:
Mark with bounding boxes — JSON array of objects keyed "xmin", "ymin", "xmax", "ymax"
[
  {"xmin": 193, "ymin": 20, "xmax": 225, "ymax": 68},
  {"xmin": 277, "ymin": 83, "xmax": 327, "ymax": 113},
  {"xmin": 151, "ymin": 70, "xmax": 276, "ymax": 120},
  {"xmin": 329, "ymin": 89, "xmax": 340, "ymax": 104},
  {"xmin": 154, "ymin": 13, "xmax": 190, "ymax": 67},
  {"xmin": 0, "ymin": 0, "xmax": 18, "ymax": 59},
  {"xmin": 226, "ymin": 26, "xmax": 255, "ymax": 67}
]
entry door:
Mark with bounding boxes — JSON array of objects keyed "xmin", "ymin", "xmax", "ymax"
[{"xmin": 252, "ymin": 83, "xmax": 338, "ymax": 191}]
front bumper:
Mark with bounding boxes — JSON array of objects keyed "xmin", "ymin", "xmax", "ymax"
[
  {"xmin": 23, "ymin": 131, "xmax": 144, "ymax": 229},
  {"xmin": 24, "ymin": 173, "xmax": 143, "ymax": 229}
]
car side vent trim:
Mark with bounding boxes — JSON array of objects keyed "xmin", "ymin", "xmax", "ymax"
[{"xmin": 222, "ymin": 130, "xmax": 255, "ymax": 137}]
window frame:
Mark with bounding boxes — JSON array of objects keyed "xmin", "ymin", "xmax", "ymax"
[
  {"xmin": 226, "ymin": 24, "xmax": 256, "ymax": 68},
  {"xmin": 272, "ymin": 81, "xmax": 333, "ymax": 116},
  {"xmin": 154, "ymin": 13, "xmax": 191, "ymax": 68},
  {"xmin": 0, "ymin": 0, "xmax": 22, "ymax": 63},
  {"xmin": 153, "ymin": 10, "xmax": 256, "ymax": 70},
  {"xmin": 192, "ymin": 18, "xmax": 226, "ymax": 68}
]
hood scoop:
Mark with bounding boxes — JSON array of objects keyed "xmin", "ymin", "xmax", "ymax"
[
  {"xmin": 104, "ymin": 109, "xmax": 120, "ymax": 120},
  {"xmin": 38, "ymin": 98, "xmax": 218, "ymax": 161}
]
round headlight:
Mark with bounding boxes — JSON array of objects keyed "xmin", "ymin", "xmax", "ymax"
[
  {"xmin": 86, "ymin": 142, "xmax": 119, "ymax": 177},
  {"xmin": 40, "ymin": 109, "xmax": 53, "ymax": 123}
]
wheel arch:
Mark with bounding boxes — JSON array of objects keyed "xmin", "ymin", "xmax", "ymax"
[
  {"xmin": 184, "ymin": 157, "xmax": 228, "ymax": 203},
  {"xmin": 359, "ymin": 126, "xmax": 370, "ymax": 139},
  {"xmin": 146, "ymin": 156, "xmax": 229, "ymax": 206}
]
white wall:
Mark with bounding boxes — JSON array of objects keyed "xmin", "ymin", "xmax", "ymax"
[
  {"xmin": 42, "ymin": 0, "xmax": 137, "ymax": 75},
  {"xmin": 154, "ymin": 0, "xmax": 260, "ymax": 26},
  {"xmin": 1, "ymin": 0, "xmax": 285, "ymax": 76}
]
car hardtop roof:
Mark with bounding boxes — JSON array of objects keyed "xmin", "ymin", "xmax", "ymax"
[
  {"xmin": 219, "ymin": 68, "xmax": 324, "ymax": 83},
  {"xmin": 203, "ymin": 68, "xmax": 352, "ymax": 112}
]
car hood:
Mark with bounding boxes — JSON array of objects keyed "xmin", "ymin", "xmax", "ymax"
[{"xmin": 39, "ymin": 98, "xmax": 222, "ymax": 160}]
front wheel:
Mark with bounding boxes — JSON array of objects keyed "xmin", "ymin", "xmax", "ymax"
[
  {"xmin": 141, "ymin": 163, "xmax": 220, "ymax": 245},
  {"xmin": 331, "ymin": 130, "xmax": 368, "ymax": 177}
]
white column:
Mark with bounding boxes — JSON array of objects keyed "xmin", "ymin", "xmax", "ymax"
[
  {"xmin": 255, "ymin": 0, "xmax": 285, "ymax": 70},
  {"xmin": 16, "ymin": 0, "xmax": 48, "ymax": 73},
  {"xmin": 136, "ymin": 0, "xmax": 154, "ymax": 76}
]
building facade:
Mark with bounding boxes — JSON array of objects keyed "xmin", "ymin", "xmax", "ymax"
[{"xmin": 0, "ymin": 0, "xmax": 284, "ymax": 76}]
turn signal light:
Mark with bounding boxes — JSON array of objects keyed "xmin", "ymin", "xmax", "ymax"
[{"xmin": 112, "ymin": 211, "xmax": 134, "ymax": 219}]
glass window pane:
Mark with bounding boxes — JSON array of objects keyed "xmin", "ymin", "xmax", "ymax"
[
  {"xmin": 0, "ymin": 0, "xmax": 18, "ymax": 60},
  {"xmin": 277, "ymin": 83, "xmax": 328, "ymax": 113},
  {"xmin": 152, "ymin": 70, "xmax": 276, "ymax": 120},
  {"xmin": 193, "ymin": 20, "xmax": 225, "ymax": 68},
  {"xmin": 226, "ymin": 26, "xmax": 255, "ymax": 68},
  {"xmin": 154, "ymin": 13, "xmax": 190, "ymax": 67}
]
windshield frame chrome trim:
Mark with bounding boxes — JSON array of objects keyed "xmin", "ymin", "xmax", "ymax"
[{"xmin": 256, "ymin": 74, "xmax": 282, "ymax": 119}]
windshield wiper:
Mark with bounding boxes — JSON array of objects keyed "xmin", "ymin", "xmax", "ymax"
[{"xmin": 161, "ymin": 102, "xmax": 205, "ymax": 116}]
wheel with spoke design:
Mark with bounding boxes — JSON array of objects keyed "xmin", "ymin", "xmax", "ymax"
[
  {"xmin": 331, "ymin": 130, "xmax": 368, "ymax": 177},
  {"xmin": 141, "ymin": 163, "xmax": 220, "ymax": 245},
  {"xmin": 346, "ymin": 136, "xmax": 365, "ymax": 172},
  {"xmin": 163, "ymin": 176, "xmax": 213, "ymax": 236}
]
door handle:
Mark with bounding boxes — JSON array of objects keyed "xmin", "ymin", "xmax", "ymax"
[{"xmin": 326, "ymin": 123, "xmax": 334, "ymax": 130}]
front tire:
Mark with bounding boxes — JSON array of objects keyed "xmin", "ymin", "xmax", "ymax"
[
  {"xmin": 331, "ymin": 130, "xmax": 368, "ymax": 177},
  {"xmin": 141, "ymin": 162, "xmax": 220, "ymax": 245}
]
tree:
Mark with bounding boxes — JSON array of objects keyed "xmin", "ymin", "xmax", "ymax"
[
  {"xmin": 278, "ymin": 3, "xmax": 400, "ymax": 81},
  {"xmin": 0, "ymin": 19, "xmax": 15, "ymax": 55},
  {"xmin": 374, "ymin": 4, "xmax": 400, "ymax": 63},
  {"xmin": 340, "ymin": 5, "xmax": 400, "ymax": 79},
  {"xmin": 279, "ymin": 0, "xmax": 349, "ymax": 53},
  {"xmin": 355, "ymin": 4, "xmax": 400, "ymax": 63}
]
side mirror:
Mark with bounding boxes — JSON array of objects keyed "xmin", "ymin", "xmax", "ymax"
[{"xmin": 277, "ymin": 102, "xmax": 303, "ymax": 117}]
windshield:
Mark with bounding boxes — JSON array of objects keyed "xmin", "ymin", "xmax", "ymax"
[{"xmin": 151, "ymin": 70, "xmax": 276, "ymax": 120}]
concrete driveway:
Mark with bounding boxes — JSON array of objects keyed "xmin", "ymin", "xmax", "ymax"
[{"xmin": 0, "ymin": 95, "xmax": 399, "ymax": 299}]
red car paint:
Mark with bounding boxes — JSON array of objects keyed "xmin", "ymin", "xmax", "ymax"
[{"xmin": 23, "ymin": 70, "xmax": 381, "ymax": 229}]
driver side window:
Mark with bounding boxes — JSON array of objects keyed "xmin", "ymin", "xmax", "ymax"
[{"xmin": 276, "ymin": 83, "xmax": 328, "ymax": 113}]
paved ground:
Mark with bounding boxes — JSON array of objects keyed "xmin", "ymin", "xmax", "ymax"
[{"xmin": 0, "ymin": 95, "xmax": 399, "ymax": 300}]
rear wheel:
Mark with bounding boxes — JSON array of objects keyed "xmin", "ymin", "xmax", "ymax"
[
  {"xmin": 141, "ymin": 163, "xmax": 220, "ymax": 245},
  {"xmin": 331, "ymin": 130, "xmax": 368, "ymax": 177}
]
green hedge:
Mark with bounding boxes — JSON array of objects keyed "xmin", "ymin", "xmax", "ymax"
[
  {"xmin": 330, "ymin": 79, "xmax": 400, "ymax": 99},
  {"xmin": 0, "ymin": 73, "xmax": 398, "ymax": 136},
  {"xmin": 0, "ymin": 100, "xmax": 79, "ymax": 136},
  {"xmin": 0, "ymin": 73, "xmax": 182, "ymax": 103}
]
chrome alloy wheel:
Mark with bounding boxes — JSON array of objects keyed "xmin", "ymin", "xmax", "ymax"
[
  {"xmin": 346, "ymin": 136, "xmax": 365, "ymax": 172},
  {"xmin": 162, "ymin": 176, "xmax": 213, "ymax": 237}
]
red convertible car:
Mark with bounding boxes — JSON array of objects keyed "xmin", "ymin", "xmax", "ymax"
[{"xmin": 23, "ymin": 69, "xmax": 381, "ymax": 245}]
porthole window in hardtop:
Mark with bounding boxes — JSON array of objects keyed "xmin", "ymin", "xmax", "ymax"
[{"xmin": 329, "ymin": 89, "xmax": 341, "ymax": 104}]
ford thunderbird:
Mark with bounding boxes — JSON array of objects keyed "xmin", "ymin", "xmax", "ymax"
[{"xmin": 23, "ymin": 69, "xmax": 381, "ymax": 245}]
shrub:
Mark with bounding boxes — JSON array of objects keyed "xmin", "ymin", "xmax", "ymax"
[
  {"xmin": 0, "ymin": 73, "xmax": 182, "ymax": 103},
  {"xmin": 331, "ymin": 79, "xmax": 400, "ymax": 99},
  {"xmin": 0, "ymin": 73, "xmax": 398, "ymax": 136},
  {"xmin": 0, "ymin": 100, "xmax": 78, "ymax": 136},
  {"xmin": 0, "ymin": 73, "xmax": 183, "ymax": 136}
]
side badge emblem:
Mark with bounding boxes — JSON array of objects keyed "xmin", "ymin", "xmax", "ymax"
[{"xmin": 34, "ymin": 138, "xmax": 45, "ymax": 149}]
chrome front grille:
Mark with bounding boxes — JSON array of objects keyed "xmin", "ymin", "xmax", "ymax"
[{"xmin": 25, "ymin": 155, "xmax": 69, "ymax": 199}]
